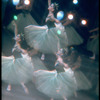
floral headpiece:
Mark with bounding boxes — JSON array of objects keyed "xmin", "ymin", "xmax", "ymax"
[{"xmin": 53, "ymin": 2, "xmax": 59, "ymax": 10}]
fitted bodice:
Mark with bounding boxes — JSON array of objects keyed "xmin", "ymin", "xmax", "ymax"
[
  {"xmin": 46, "ymin": 20, "xmax": 55, "ymax": 29},
  {"xmin": 12, "ymin": 44, "xmax": 22, "ymax": 59},
  {"xmin": 54, "ymin": 61, "xmax": 65, "ymax": 73}
]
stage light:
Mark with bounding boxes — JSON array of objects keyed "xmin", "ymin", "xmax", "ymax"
[
  {"xmin": 81, "ymin": 19, "xmax": 87, "ymax": 25},
  {"xmin": 13, "ymin": 15, "xmax": 18, "ymax": 20},
  {"xmin": 67, "ymin": 14, "xmax": 74, "ymax": 20},
  {"xmin": 12, "ymin": 0, "xmax": 20, "ymax": 5},
  {"xmin": 73, "ymin": 0, "xmax": 78, "ymax": 4},
  {"xmin": 57, "ymin": 11, "xmax": 64, "ymax": 21},
  {"xmin": 57, "ymin": 30, "xmax": 61, "ymax": 35},
  {"xmin": 24, "ymin": 0, "xmax": 30, "ymax": 5}
]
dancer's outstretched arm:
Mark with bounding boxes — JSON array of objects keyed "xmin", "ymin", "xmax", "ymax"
[
  {"xmin": 48, "ymin": 0, "xmax": 51, "ymax": 7},
  {"xmin": 12, "ymin": 21, "xmax": 28, "ymax": 54},
  {"xmin": 12, "ymin": 21, "xmax": 18, "ymax": 37},
  {"xmin": 89, "ymin": 27, "xmax": 99, "ymax": 33},
  {"xmin": 16, "ymin": 0, "xmax": 33, "ymax": 11}
]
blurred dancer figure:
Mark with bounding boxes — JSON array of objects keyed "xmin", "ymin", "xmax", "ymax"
[
  {"xmin": 64, "ymin": 47, "xmax": 92, "ymax": 90},
  {"xmin": 62, "ymin": 11, "xmax": 83, "ymax": 46},
  {"xmin": 87, "ymin": 27, "xmax": 99, "ymax": 60},
  {"xmin": 16, "ymin": 0, "xmax": 34, "ymax": 12},
  {"xmin": 7, "ymin": 0, "xmax": 37, "ymax": 36},
  {"xmin": 24, "ymin": 0, "xmax": 67, "ymax": 55},
  {"xmin": 33, "ymin": 50, "xmax": 77, "ymax": 100},
  {"xmin": 2, "ymin": 21, "xmax": 34, "ymax": 94}
]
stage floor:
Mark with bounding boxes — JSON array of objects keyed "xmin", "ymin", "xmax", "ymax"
[{"xmin": 2, "ymin": 54, "xmax": 99, "ymax": 100}]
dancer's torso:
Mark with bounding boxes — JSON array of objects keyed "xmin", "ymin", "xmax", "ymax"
[
  {"xmin": 12, "ymin": 44, "xmax": 22, "ymax": 59},
  {"xmin": 55, "ymin": 61, "xmax": 65, "ymax": 73},
  {"xmin": 46, "ymin": 20, "xmax": 55, "ymax": 29}
]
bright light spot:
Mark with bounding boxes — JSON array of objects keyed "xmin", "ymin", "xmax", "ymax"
[
  {"xmin": 57, "ymin": 30, "xmax": 61, "ymax": 35},
  {"xmin": 13, "ymin": 15, "xmax": 18, "ymax": 20},
  {"xmin": 12, "ymin": 0, "xmax": 20, "ymax": 5},
  {"xmin": 24, "ymin": 0, "xmax": 30, "ymax": 5},
  {"xmin": 57, "ymin": 11, "xmax": 64, "ymax": 20},
  {"xmin": 81, "ymin": 20, "xmax": 87, "ymax": 25},
  {"xmin": 73, "ymin": 0, "xmax": 78, "ymax": 4},
  {"xmin": 68, "ymin": 14, "xmax": 74, "ymax": 20}
]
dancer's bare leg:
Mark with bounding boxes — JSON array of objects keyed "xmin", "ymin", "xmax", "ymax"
[
  {"xmin": 50, "ymin": 98, "xmax": 54, "ymax": 100},
  {"xmin": 7, "ymin": 84, "xmax": 11, "ymax": 91},
  {"xmin": 74, "ymin": 91, "xmax": 77, "ymax": 97},
  {"xmin": 13, "ymin": 58, "xmax": 15, "ymax": 63},
  {"xmin": 21, "ymin": 82, "xmax": 29, "ymax": 94},
  {"xmin": 63, "ymin": 96, "xmax": 68, "ymax": 100}
]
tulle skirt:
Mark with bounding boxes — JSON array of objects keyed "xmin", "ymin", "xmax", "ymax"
[
  {"xmin": 2, "ymin": 56, "xmax": 34, "ymax": 84},
  {"xmin": 65, "ymin": 25, "xmax": 83, "ymax": 46},
  {"xmin": 7, "ymin": 13, "xmax": 38, "ymax": 35},
  {"xmin": 24, "ymin": 24, "xmax": 68, "ymax": 54},
  {"xmin": 31, "ymin": 56, "xmax": 48, "ymax": 71},
  {"xmin": 74, "ymin": 70, "xmax": 92, "ymax": 90},
  {"xmin": 33, "ymin": 68, "xmax": 77, "ymax": 99},
  {"xmin": 87, "ymin": 37, "xmax": 99, "ymax": 55}
]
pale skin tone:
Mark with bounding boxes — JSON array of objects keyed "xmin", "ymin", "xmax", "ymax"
[
  {"xmin": 47, "ymin": 2, "xmax": 68, "ymax": 99},
  {"xmin": 88, "ymin": 27, "xmax": 99, "ymax": 60},
  {"xmin": 51, "ymin": 51, "xmax": 69, "ymax": 100},
  {"xmin": 55, "ymin": 54, "xmax": 69, "ymax": 69},
  {"xmin": 28, "ymin": 0, "xmax": 61, "ymax": 57},
  {"xmin": 46, "ymin": 0, "xmax": 60, "ymax": 23},
  {"xmin": 12, "ymin": 21, "xmax": 28, "ymax": 55},
  {"xmin": 62, "ymin": 17, "xmax": 73, "ymax": 26},
  {"xmin": 16, "ymin": 0, "xmax": 33, "ymax": 11},
  {"xmin": 89, "ymin": 27, "xmax": 99, "ymax": 33},
  {"xmin": 6, "ymin": 21, "xmax": 30, "ymax": 94},
  {"xmin": 89, "ymin": 34, "xmax": 99, "ymax": 39},
  {"xmin": 89, "ymin": 27, "xmax": 99, "ymax": 39}
]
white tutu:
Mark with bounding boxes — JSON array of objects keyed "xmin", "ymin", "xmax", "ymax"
[
  {"xmin": 87, "ymin": 36, "xmax": 99, "ymax": 55},
  {"xmin": 33, "ymin": 68, "xmax": 77, "ymax": 99},
  {"xmin": 2, "ymin": 55, "xmax": 34, "ymax": 84},
  {"xmin": 7, "ymin": 13, "xmax": 38, "ymax": 35},
  {"xmin": 65, "ymin": 25, "xmax": 83, "ymax": 46},
  {"xmin": 74, "ymin": 70, "xmax": 92, "ymax": 90},
  {"xmin": 24, "ymin": 23, "xmax": 68, "ymax": 53}
]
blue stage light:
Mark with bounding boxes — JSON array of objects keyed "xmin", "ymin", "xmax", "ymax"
[
  {"xmin": 12, "ymin": 0, "xmax": 20, "ymax": 5},
  {"xmin": 57, "ymin": 11, "xmax": 64, "ymax": 21}
]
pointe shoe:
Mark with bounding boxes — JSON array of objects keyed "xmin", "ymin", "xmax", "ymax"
[
  {"xmin": 24, "ymin": 87, "xmax": 29, "ymax": 94},
  {"xmin": 41, "ymin": 54, "xmax": 45, "ymax": 60},
  {"xmin": 63, "ymin": 96, "xmax": 68, "ymax": 100},
  {"xmin": 7, "ymin": 85, "xmax": 11, "ymax": 91}
]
